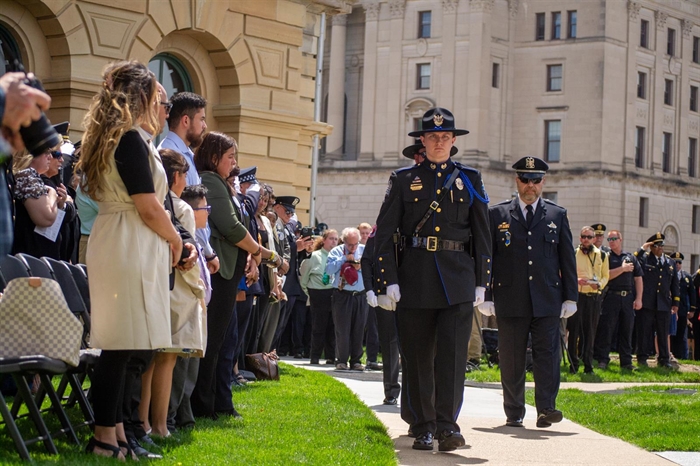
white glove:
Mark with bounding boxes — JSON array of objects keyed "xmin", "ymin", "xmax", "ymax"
[
  {"xmin": 377, "ymin": 294, "xmax": 397, "ymax": 311},
  {"xmin": 386, "ymin": 284, "xmax": 401, "ymax": 303},
  {"xmin": 474, "ymin": 286, "xmax": 486, "ymax": 306},
  {"xmin": 477, "ymin": 301, "xmax": 495, "ymax": 317},
  {"xmin": 560, "ymin": 300, "xmax": 577, "ymax": 318},
  {"xmin": 366, "ymin": 290, "xmax": 378, "ymax": 308}
]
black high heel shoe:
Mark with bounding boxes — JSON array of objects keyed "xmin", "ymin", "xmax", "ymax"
[{"xmin": 85, "ymin": 437, "xmax": 122, "ymax": 458}]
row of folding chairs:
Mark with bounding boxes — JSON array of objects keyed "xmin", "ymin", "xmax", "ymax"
[{"xmin": 0, "ymin": 253, "xmax": 95, "ymax": 460}]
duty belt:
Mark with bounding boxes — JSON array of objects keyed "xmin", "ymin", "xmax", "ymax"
[
  {"xmin": 406, "ymin": 236, "xmax": 466, "ymax": 252},
  {"xmin": 610, "ymin": 290, "xmax": 632, "ymax": 297}
]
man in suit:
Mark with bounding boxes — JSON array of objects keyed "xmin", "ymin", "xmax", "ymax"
[
  {"xmin": 669, "ymin": 252, "xmax": 695, "ymax": 360},
  {"xmin": 374, "ymin": 107, "xmax": 491, "ymax": 452},
  {"xmin": 478, "ymin": 156, "xmax": 577, "ymax": 429},
  {"xmin": 634, "ymin": 233, "xmax": 680, "ymax": 368}
]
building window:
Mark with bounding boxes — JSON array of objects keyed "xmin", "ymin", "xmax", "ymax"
[
  {"xmin": 637, "ymin": 72, "xmax": 647, "ymax": 99},
  {"xmin": 417, "ymin": 63, "xmax": 431, "ymax": 90},
  {"xmin": 567, "ymin": 11, "xmax": 577, "ymax": 38},
  {"xmin": 551, "ymin": 12, "xmax": 561, "ymax": 40},
  {"xmin": 148, "ymin": 53, "xmax": 194, "ymax": 144},
  {"xmin": 692, "ymin": 86, "xmax": 699, "ymax": 112},
  {"xmin": 693, "ymin": 205, "xmax": 700, "ymax": 233},
  {"xmin": 640, "ymin": 20, "xmax": 649, "ymax": 48},
  {"xmin": 536, "ymin": 13, "xmax": 545, "ymax": 41},
  {"xmin": 667, "ymin": 28, "xmax": 676, "ymax": 56},
  {"xmin": 662, "ymin": 132, "xmax": 672, "ymax": 173},
  {"xmin": 639, "ymin": 197, "xmax": 649, "ymax": 227},
  {"xmin": 692, "ymin": 254, "xmax": 699, "ymax": 272},
  {"xmin": 492, "ymin": 63, "xmax": 500, "ymax": 88},
  {"xmin": 418, "ymin": 11, "xmax": 431, "ymax": 39},
  {"xmin": 547, "ymin": 64, "xmax": 562, "ymax": 92},
  {"xmin": 694, "ymin": 37, "xmax": 700, "ymax": 64},
  {"xmin": 690, "ymin": 138, "xmax": 698, "ymax": 178},
  {"xmin": 664, "ymin": 79, "xmax": 674, "ymax": 106},
  {"xmin": 0, "ymin": 25, "xmax": 23, "ymax": 74},
  {"xmin": 544, "ymin": 120, "xmax": 561, "ymax": 162},
  {"xmin": 543, "ymin": 191, "xmax": 558, "ymax": 204},
  {"xmin": 635, "ymin": 126, "xmax": 645, "ymax": 168}
]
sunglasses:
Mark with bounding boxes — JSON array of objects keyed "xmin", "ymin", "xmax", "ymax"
[
  {"xmin": 580, "ymin": 235, "xmax": 594, "ymax": 240},
  {"xmin": 160, "ymin": 102, "xmax": 173, "ymax": 113},
  {"xmin": 285, "ymin": 209, "xmax": 294, "ymax": 216},
  {"xmin": 607, "ymin": 237, "xmax": 620, "ymax": 242},
  {"xmin": 50, "ymin": 151, "xmax": 64, "ymax": 159},
  {"xmin": 517, "ymin": 176, "xmax": 543, "ymax": 184},
  {"xmin": 193, "ymin": 206, "xmax": 211, "ymax": 214}
]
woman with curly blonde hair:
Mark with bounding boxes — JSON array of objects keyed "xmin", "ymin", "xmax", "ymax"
[{"xmin": 77, "ymin": 60, "xmax": 182, "ymax": 460}]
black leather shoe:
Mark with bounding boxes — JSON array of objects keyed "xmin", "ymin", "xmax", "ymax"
[
  {"xmin": 383, "ymin": 396, "xmax": 398, "ymax": 405},
  {"xmin": 294, "ymin": 353, "xmax": 303, "ymax": 359},
  {"xmin": 412, "ymin": 432, "xmax": 434, "ymax": 450},
  {"xmin": 437, "ymin": 430, "xmax": 466, "ymax": 451},
  {"xmin": 367, "ymin": 361, "xmax": 383, "ymax": 371},
  {"xmin": 127, "ymin": 436, "xmax": 163, "ymax": 459},
  {"xmin": 505, "ymin": 418, "xmax": 524, "ymax": 428},
  {"xmin": 536, "ymin": 409, "xmax": 563, "ymax": 428}
]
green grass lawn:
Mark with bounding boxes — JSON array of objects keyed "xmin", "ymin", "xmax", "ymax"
[
  {"xmin": 526, "ymin": 385, "xmax": 700, "ymax": 451},
  {"xmin": 0, "ymin": 363, "xmax": 397, "ymax": 465}
]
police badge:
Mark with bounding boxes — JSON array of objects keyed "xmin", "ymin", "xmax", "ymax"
[{"xmin": 433, "ymin": 113, "xmax": 444, "ymax": 127}]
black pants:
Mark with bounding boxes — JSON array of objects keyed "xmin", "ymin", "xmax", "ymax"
[
  {"xmin": 168, "ymin": 356, "xmax": 199, "ymax": 430},
  {"xmin": 397, "ymin": 302, "xmax": 471, "ymax": 435},
  {"xmin": 272, "ymin": 296, "xmax": 298, "ymax": 352},
  {"xmin": 567, "ymin": 293, "xmax": 600, "ymax": 371},
  {"xmin": 670, "ymin": 312, "xmax": 689, "ymax": 359},
  {"xmin": 365, "ymin": 306, "xmax": 380, "ymax": 363},
  {"xmin": 290, "ymin": 296, "xmax": 309, "ymax": 355},
  {"xmin": 637, "ymin": 307, "xmax": 671, "ymax": 364},
  {"xmin": 497, "ymin": 314, "xmax": 560, "ymax": 421},
  {"xmin": 332, "ymin": 290, "xmax": 368, "ymax": 366},
  {"xmin": 375, "ymin": 306, "xmax": 400, "ymax": 400},
  {"xmin": 594, "ymin": 292, "xmax": 635, "ymax": 366},
  {"xmin": 308, "ymin": 288, "xmax": 336, "ymax": 361}
]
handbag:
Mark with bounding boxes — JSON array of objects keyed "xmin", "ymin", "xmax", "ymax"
[
  {"xmin": 0, "ymin": 277, "xmax": 82, "ymax": 366},
  {"xmin": 245, "ymin": 350, "xmax": 280, "ymax": 381}
]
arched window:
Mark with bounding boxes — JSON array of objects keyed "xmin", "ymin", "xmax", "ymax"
[
  {"xmin": 148, "ymin": 54, "xmax": 193, "ymax": 143},
  {"xmin": 0, "ymin": 23, "xmax": 22, "ymax": 74}
]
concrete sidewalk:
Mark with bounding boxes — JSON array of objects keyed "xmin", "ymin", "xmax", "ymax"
[{"xmin": 282, "ymin": 357, "xmax": 683, "ymax": 466}]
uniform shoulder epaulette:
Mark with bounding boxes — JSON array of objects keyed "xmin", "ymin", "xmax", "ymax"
[
  {"xmin": 394, "ymin": 165, "xmax": 413, "ymax": 174},
  {"xmin": 542, "ymin": 198, "xmax": 561, "ymax": 207},
  {"xmin": 453, "ymin": 161, "xmax": 479, "ymax": 174}
]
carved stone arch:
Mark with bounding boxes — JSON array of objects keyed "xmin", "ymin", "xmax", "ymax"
[
  {"xmin": 405, "ymin": 97, "xmax": 435, "ymax": 135},
  {"xmin": 662, "ymin": 223, "xmax": 679, "ymax": 253}
]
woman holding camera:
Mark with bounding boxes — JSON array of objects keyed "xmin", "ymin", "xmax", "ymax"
[{"xmin": 300, "ymin": 229, "xmax": 339, "ymax": 365}]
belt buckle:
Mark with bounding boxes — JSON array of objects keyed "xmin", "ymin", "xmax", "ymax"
[
  {"xmin": 620, "ymin": 291, "xmax": 628, "ymax": 297},
  {"xmin": 426, "ymin": 236, "xmax": 439, "ymax": 252}
]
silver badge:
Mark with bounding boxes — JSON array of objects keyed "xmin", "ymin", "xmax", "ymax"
[{"xmin": 455, "ymin": 178, "xmax": 464, "ymax": 190}]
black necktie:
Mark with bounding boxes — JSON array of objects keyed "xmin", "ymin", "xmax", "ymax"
[{"xmin": 526, "ymin": 204, "xmax": 534, "ymax": 228}]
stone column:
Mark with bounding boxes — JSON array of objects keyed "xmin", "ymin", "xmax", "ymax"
[
  {"xmin": 651, "ymin": 10, "xmax": 669, "ymax": 172},
  {"xmin": 359, "ymin": 1, "xmax": 380, "ymax": 161},
  {"xmin": 439, "ymin": 0, "xmax": 459, "ymax": 107},
  {"xmin": 326, "ymin": 14, "xmax": 348, "ymax": 159},
  {"xmin": 625, "ymin": 1, "xmax": 642, "ymax": 168},
  {"xmin": 383, "ymin": 0, "xmax": 406, "ymax": 162},
  {"xmin": 678, "ymin": 19, "xmax": 694, "ymax": 176}
]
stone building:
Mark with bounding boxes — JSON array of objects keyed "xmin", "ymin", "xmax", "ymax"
[
  {"xmin": 317, "ymin": 0, "xmax": 700, "ymax": 271},
  {"xmin": 0, "ymin": 0, "xmax": 354, "ymax": 224}
]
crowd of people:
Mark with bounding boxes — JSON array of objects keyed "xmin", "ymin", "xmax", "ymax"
[{"xmin": 2, "ymin": 64, "xmax": 700, "ymax": 460}]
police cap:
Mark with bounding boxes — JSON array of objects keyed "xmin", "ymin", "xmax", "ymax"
[
  {"xmin": 669, "ymin": 251, "xmax": 684, "ymax": 261},
  {"xmin": 238, "ymin": 166, "xmax": 257, "ymax": 184},
  {"xmin": 646, "ymin": 232, "xmax": 665, "ymax": 246},
  {"xmin": 512, "ymin": 156, "xmax": 549, "ymax": 179},
  {"xmin": 274, "ymin": 196, "xmax": 300, "ymax": 212}
]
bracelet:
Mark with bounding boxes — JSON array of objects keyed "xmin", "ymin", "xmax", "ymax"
[
  {"xmin": 205, "ymin": 253, "xmax": 218, "ymax": 262},
  {"xmin": 269, "ymin": 251, "xmax": 277, "ymax": 262},
  {"xmin": 252, "ymin": 245, "xmax": 262, "ymax": 257}
]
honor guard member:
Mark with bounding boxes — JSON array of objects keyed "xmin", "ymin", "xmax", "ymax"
[
  {"xmin": 669, "ymin": 252, "xmax": 695, "ymax": 359},
  {"xmin": 402, "ymin": 138, "xmax": 459, "ymax": 166},
  {"xmin": 634, "ymin": 233, "xmax": 680, "ymax": 368},
  {"xmin": 373, "ymin": 107, "xmax": 491, "ymax": 452},
  {"xmin": 478, "ymin": 156, "xmax": 578, "ymax": 428}
]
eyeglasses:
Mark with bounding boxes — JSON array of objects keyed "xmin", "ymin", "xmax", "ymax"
[
  {"xmin": 193, "ymin": 206, "xmax": 211, "ymax": 214},
  {"xmin": 607, "ymin": 237, "xmax": 620, "ymax": 242},
  {"xmin": 50, "ymin": 151, "xmax": 64, "ymax": 159},
  {"xmin": 425, "ymin": 133, "xmax": 453, "ymax": 144},
  {"xmin": 580, "ymin": 235, "xmax": 594, "ymax": 240},
  {"xmin": 285, "ymin": 209, "xmax": 294, "ymax": 216},
  {"xmin": 160, "ymin": 102, "xmax": 173, "ymax": 113},
  {"xmin": 517, "ymin": 176, "xmax": 543, "ymax": 185}
]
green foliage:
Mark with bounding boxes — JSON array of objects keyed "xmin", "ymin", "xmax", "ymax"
[{"xmin": 0, "ymin": 363, "xmax": 397, "ymax": 465}]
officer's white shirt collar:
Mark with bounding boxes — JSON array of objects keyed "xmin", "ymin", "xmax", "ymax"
[{"xmin": 518, "ymin": 195, "xmax": 541, "ymax": 220}]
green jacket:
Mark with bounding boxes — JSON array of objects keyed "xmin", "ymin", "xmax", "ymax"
[{"xmin": 200, "ymin": 171, "xmax": 248, "ymax": 280}]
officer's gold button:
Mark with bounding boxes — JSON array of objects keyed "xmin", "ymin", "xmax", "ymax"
[
  {"xmin": 487, "ymin": 270, "xmax": 490, "ymax": 274},
  {"xmin": 415, "ymin": 198, "xmax": 418, "ymax": 202},
  {"xmin": 487, "ymin": 259, "xmax": 490, "ymax": 263},
  {"xmin": 529, "ymin": 276, "xmax": 533, "ymax": 280},
  {"xmin": 528, "ymin": 246, "xmax": 532, "ymax": 250},
  {"xmin": 384, "ymin": 281, "xmax": 387, "ymax": 284},
  {"xmin": 437, "ymin": 208, "xmax": 442, "ymax": 213},
  {"xmin": 436, "ymin": 189, "xmax": 441, "ymax": 194},
  {"xmin": 377, "ymin": 279, "xmax": 380, "ymax": 282},
  {"xmin": 379, "ymin": 257, "xmax": 383, "ymax": 261},
  {"xmin": 460, "ymin": 198, "xmax": 463, "ymax": 202},
  {"xmin": 528, "ymin": 231, "xmax": 532, "ymax": 235},
  {"xmin": 381, "ymin": 269, "xmax": 385, "ymax": 273},
  {"xmin": 435, "ymin": 226, "xmax": 441, "ymax": 232},
  {"xmin": 658, "ymin": 283, "xmax": 661, "ymax": 286},
  {"xmin": 437, "ymin": 172, "xmax": 442, "ymax": 177}
]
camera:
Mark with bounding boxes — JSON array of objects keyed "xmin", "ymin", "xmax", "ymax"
[
  {"xmin": 301, "ymin": 227, "xmax": 314, "ymax": 239},
  {"xmin": 12, "ymin": 65, "xmax": 61, "ymax": 156}
]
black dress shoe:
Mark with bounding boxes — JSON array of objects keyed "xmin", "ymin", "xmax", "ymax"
[
  {"xmin": 383, "ymin": 396, "xmax": 398, "ymax": 405},
  {"xmin": 536, "ymin": 409, "xmax": 563, "ymax": 428},
  {"xmin": 505, "ymin": 418, "xmax": 524, "ymax": 428},
  {"xmin": 127, "ymin": 436, "xmax": 163, "ymax": 459},
  {"xmin": 407, "ymin": 427, "xmax": 416, "ymax": 438},
  {"xmin": 412, "ymin": 432, "xmax": 434, "ymax": 450},
  {"xmin": 637, "ymin": 360, "xmax": 648, "ymax": 367},
  {"xmin": 309, "ymin": 359, "xmax": 320, "ymax": 365},
  {"xmin": 437, "ymin": 430, "xmax": 466, "ymax": 451}
]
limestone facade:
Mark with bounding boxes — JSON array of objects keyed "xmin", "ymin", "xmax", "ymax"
[
  {"xmin": 0, "ymin": 0, "xmax": 355, "ymax": 224},
  {"xmin": 317, "ymin": 0, "xmax": 700, "ymax": 272}
]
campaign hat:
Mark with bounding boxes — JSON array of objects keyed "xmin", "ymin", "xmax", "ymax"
[{"xmin": 408, "ymin": 108, "xmax": 469, "ymax": 137}]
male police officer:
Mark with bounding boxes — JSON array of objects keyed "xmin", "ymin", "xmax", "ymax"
[
  {"xmin": 374, "ymin": 108, "xmax": 491, "ymax": 452},
  {"xmin": 669, "ymin": 252, "xmax": 696, "ymax": 360},
  {"xmin": 478, "ymin": 156, "xmax": 577, "ymax": 428},
  {"xmin": 634, "ymin": 233, "xmax": 680, "ymax": 368}
]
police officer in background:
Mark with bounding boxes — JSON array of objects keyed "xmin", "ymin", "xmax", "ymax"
[
  {"xmin": 634, "ymin": 233, "xmax": 680, "ymax": 368},
  {"xmin": 374, "ymin": 108, "xmax": 491, "ymax": 452},
  {"xmin": 592, "ymin": 224, "xmax": 610, "ymax": 254},
  {"xmin": 478, "ymin": 156, "xmax": 577, "ymax": 429},
  {"xmin": 669, "ymin": 252, "xmax": 695, "ymax": 360}
]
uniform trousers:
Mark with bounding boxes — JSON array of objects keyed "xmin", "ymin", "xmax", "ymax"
[
  {"xmin": 331, "ymin": 289, "xmax": 368, "ymax": 366},
  {"xmin": 289, "ymin": 296, "xmax": 309, "ymax": 356},
  {"xmin": 375, "ymin": 306, "xmax": 400, "ymax": 400},
  {"xmin": 670, "ymin": 311, "xmax": 689, "ymax": 359},
  {"xmin": 308, "ymin": 288, "xmax": 336, "ymax": 362},
  {"xmin": 258, "ymin": 300, "xmax": 281, "ymax": 353},
  {"xmin": 497, "ymin": 314, "xmax": 560, "ymax": 420},
  {"xmin": 397, "ymin": 302, "xmax": 472, "ymax": 435},
  {"xmin": 567, "ymin": 293, "xmax": 600, "ymax": 371},
  {"xmin": 593, "ymin": 292, "xmax": 635, "ymax": 366},
  {"xmin": 636, "ymin": 307, "xmax": 671, "ymax": 365},
  {"xmin": 272, "ymin": 296, "xmax": 298, "ymax": 352},
  {"xmin": 365, "ymin": 306, "xmax": 380, "ymax": 363}
]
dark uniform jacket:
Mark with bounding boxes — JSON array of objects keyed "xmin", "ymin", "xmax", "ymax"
[
  {"xmin": 374, "ymin": 159, "xmax": 491, "ymax": 309},
  {"xmin": 634, "ymin": 250, "xmax": 680, "ymax": 311},
  {"xmin": 677, "ymin": 270, "xmax": 696, "ymax": 317},
  {"xmin": 488, "ymin": 197, "xmax": 577, "ymax": 317}
]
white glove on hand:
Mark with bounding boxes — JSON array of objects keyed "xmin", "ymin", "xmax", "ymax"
[
  {"xmin": 477, "ymin": 301, "xmax": 495, "ymax": 317},
  {"xmin": 560, "ymin": 300, "xmax": 577, "ymax": 318},
  {"xmin": 386, "ymin": 284, "xmax": 401, "ymax": 303},
  {"xmin": 366, "ymin": 290, "xmax": 378, "ymax": 308},
  {"xmin": 474, "ymin": 286, "xmax": 486, "ymax": 306},
  {"xmin": 377, "ymin": 294, "xmax": 397, "ymax": 311}
]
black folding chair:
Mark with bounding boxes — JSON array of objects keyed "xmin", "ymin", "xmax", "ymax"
[
  {"xmin": 67, "ymin": 263, "xmax": 90, "ymax": 315},
  {"xmin": 0, "ymin": 254, "xmax": 30, "ymax": 281},
  {"xmin": 15, "ymin": 253, "xmax": 53, "ymax": 279}
]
